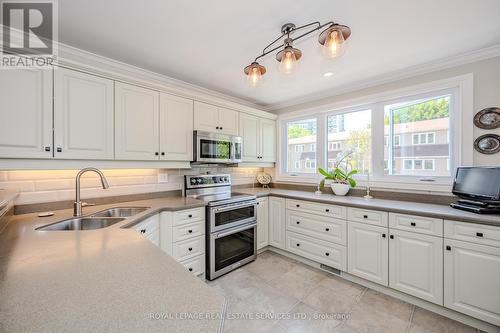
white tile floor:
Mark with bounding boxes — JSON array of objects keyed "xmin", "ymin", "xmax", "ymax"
[{"xmin": 207, "ymin": 251, "xmax": 480, "ymax": 333}]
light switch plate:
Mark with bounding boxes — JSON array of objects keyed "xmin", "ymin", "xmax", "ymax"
[{"xmin": 157, "ymin": 170, "xmax": 169, "ymax": 183}]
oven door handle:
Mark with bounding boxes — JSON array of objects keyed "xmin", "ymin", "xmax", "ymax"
[
  {"xmin": 214, "ymin": 223, "xmax": 256, "ymax": 239},
  {"xmin": 212, "ymin": 201, "xmax": 257, "ymax": 213}
]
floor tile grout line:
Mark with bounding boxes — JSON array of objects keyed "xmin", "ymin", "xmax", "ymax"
[{"xmin": 405, "ymin": 305, "xmax": 416, "ymax": 333}]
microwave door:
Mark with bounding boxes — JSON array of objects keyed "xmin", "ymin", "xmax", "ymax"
[{"xmin": 198, "ymin": 138, "xmax": 232, "ymax": 162}]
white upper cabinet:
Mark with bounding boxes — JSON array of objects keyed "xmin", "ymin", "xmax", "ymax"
[
  {"xmin": 159, "ymin": 93, "xmax": 193, "ymax": 161},
  {"xmin": 239, "ymin": 114, "xmax": 260, "ymax": 162},
  {"xmin": 194, "ymin": 101, "xmax": 239, "ymax": 135},
  {"xmin": 348, "ymin": 221, "xmax": 389, "ymax": 286},
  {"xmin": 0, "ymin": 68, "xmax": 52, "ymax": 159},
  {"xmin": 54, "ymin": 68, "xmax": 114, "ymax": 160},
  {"xmin": 239, "ymin": 114, "xmax": 276, "ymax": 162},
  {"xmin": 115, "ymin": 82, "xmax": 160, "ymax": 160},
  {"xmin": 389, "ymin": 229, "xmax": 443, "ymax": 305}
]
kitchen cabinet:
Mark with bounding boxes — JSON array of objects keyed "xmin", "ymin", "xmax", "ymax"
[
  {"xmin": 0, "ymin": 67, "xmax": 52, "ymax": 159},
  {"xmin": 134, "ymin": 214, "xmax": 160, "ymax": 246},
  {"xmin": 115, "ymin": 82, "xmax": 160, "ymax": 160},
  {"xmin": 444, "ymin": 238, "xmax": 500, "ymax": 326},
  {"xmin": 257, "ymin": 197, "xmax": 269, "ymax": 249},
  {"xmin": 194, "ymin": 101, "xmax": 239, "ymax": 135},
  {"xmin": 239, "ymin": 114, "xmax": 276, "ymax": 162},
  {"xmin": 159, "ymin": 93, "xmax": 193, "ymax": 161},
  {"xmin": 348, "ymin": 221, "xmax": 389, "ymax": 286},
  {"xmin": 269, "ymin": 197, "xmax": 286, "ymax": 249},
  {"xmin": 389, "ymin": 229, "xmax": 443, "ymax": 305},
  {"xmin": 54, "ymin": 68, "xmax": 114, "ymax": 160}
]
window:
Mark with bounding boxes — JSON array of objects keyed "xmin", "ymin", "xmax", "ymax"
[
  {"xmin": 305, "ymin": 159, "xmax": 316, "ymax": 169},
  {"xmin": 286, "ymin": 118, "xmax": 317, "ymax": 174},
  {"xmin": 385, "ymin": 95, "xmax": 450, "ymax": 177},
  {"xmin": 385, "ymin": 135, "xmax": 400, "ymax": 147},
  {"xmin": 327, "ymin": 110, "xmax": 371, "ymax": 173},
  {"xmin": 328, "ymin": 141, "xmax": 342, "ymax": 151},
  {"xmin": 328, "ymin": 115, "xmax": 345, "ymax": 133}
]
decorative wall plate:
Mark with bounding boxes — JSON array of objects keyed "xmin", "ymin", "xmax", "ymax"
[
  {"xmin": 474, "ymin": 134, "xmax": 500, "ymax": 154},
  {"xmin": 474, "ymin": 107, "xmax": 500, "ymax": 129}
]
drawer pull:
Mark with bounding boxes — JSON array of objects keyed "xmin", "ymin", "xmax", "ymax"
[
  {"xmin": 325, "ymin": 228, "xmax": 330, "ymax": 232},
  {"xmin": 296, "ymin": 243, "xmax": 300, "ymax": 247},
  {"xmin": 296, "ymin": 221, "xmax": 300, "ymax": 225},
  {"xmin": 44, "ymin": 146, "xmax": 51, "ymax": 152},
  {"xmin": 389, "ymin": 235, "xmax": 394, "ymax": 239},
  {"xmin": 325, "ymin": 252, "xmax": 330, "ymax": 256},
  {"xmin": 188, "ymin": 214, "xmax": 193, "ymax": 218},
  {"xmin": 140, "ymin": 229, "xmax": 146, "ymax": 234},
  {"xmin": 476, "ymin": 232, "xmax": 484, "ymax": 237},
  {"xmin": 325, "ymin": 209, "xmax": 330, "ymax": 212},
  {"xmin": 446, "ymin": 245, "xmax": 451, "ymax": 251},
  {"xmin": 188, "ymin": 230, "xmax": 193, "ymax": 233},
  {"xmin": 363, "ymin": 215, "xmax": 368, "ymax": 219},
  {"xmin": 410, "ymin": 222, "xmax": 416, "ymax": 226},
  {"xmin": 382, "ymin": 233, "xmax": 386, "ymax": 238},
  {"xmin": 188, "ymin": 268, "xmax": 193, "ymax": 272},
  {"xmin": 188, "ymin": 247, "xmax": 193, "ymax": 251},
  {"xmin": 155, "ymin": 152, "xmax": 159, "ymax": 156},
  {"xmin": 296, "ymin": 204, "xmax": 300, "ymax": 207}
]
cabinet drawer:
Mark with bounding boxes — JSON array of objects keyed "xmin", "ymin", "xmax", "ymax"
[
  {"xmin": 172, "ymin": 236, "xmax": 204, "ymax": 261},
  {"xmin": 172, "ymin": 220, "xmax": 205, "ymax": 242},
  {"xmin": 348, "ymin": 207, "xmax": 388, "ymax": 227},
  {"xmin": 179, "ymin": 254, "xmax": 205, "ymax": 276},
  {"xmin": 286, "ymin": 210, "xmax": 346, "ymax": 245},
  {"xmin": 173, "ymin": 207, "xmax": 204, "ymax": 225},
  {"xmin": 445, "ymin": 220, "xmax": 500, "ymax": 248},
  {"xmin": 134, "ymin": 214, "xmax": 160, "ymax": 236},
  {"xmin": 286, "ymin": 230, "xmax": 346, "ymax": 271},
  {"xmin": 286, "ymin": 199, "xmax": 346, "ymax": 219},
  {"xmin": 389, "ymin": 213, "xmax": 443, "ymax": 236}
]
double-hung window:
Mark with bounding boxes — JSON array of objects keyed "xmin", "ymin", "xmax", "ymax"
[{"xmin": 285, "ymin": 118, "xmax": 317, "ymax": 175}]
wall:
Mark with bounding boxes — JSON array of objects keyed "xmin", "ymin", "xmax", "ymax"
[
  {"xmin": 0, "ymin": 167, "xmax": 262, "ymax": 205},
  {"xmin": 272, "ymin": 56, "xmax": 500, "ymax": 167}
]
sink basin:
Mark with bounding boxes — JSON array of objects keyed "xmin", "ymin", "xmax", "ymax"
[
  {"xmin": 36, "ymin": 217, "xmax": 125, "ymax": 231},
  {"xmin": 90, "ymin": 207, "xmax": 149, "ymax": 218}
]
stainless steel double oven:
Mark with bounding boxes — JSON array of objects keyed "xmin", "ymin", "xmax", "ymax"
[{"xmin": 184, "ymin": 174, "xmax": 257, "ymax": 280}]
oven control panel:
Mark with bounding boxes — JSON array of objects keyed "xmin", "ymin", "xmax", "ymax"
[{"xmin": 185, "ymin": 174, "xmax": 231, "ymax": 189}]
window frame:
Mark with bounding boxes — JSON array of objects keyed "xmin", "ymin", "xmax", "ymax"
[{"xmin": 276, "ymin": 74, "xmax": 473, "ymax": 193}]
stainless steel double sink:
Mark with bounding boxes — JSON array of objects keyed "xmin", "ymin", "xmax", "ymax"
[{"xmin": 36, "ymin": 207, "xmax": 149, "ymax": 231}]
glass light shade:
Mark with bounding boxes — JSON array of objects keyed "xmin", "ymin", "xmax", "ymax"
[
  {"xmin": 278, "ymin": 49, "xmax": 298, "ymax": 75},
  {"xmin": 322, "ymin": 28, "xmax": 346, "ymax": 58},
  {"xmin": 244, "ymin": 62, "xmax": 265, "ymax": 87}
]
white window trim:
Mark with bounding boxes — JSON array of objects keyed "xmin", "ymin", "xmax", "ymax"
[{"xmin": 276, "ymin": 74, "xmax": 473, "ymax": 193}]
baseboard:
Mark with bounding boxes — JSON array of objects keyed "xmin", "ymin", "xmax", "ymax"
[{"xmin": 264, "ymin": 246, "xmax": 500, "ymax": 333}]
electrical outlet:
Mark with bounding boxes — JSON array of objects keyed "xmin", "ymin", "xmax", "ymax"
[{"xmin": 157, "ymin": 170, "xmax": 169, "ymax": 183}]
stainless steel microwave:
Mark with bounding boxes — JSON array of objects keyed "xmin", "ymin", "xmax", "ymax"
[{"xmin": 193, "ymin": 131, "xmax": 242, "ymax": 164}]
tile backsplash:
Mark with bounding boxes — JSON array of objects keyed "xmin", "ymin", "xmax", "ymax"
[{"xmin": 0, "ymin": 167, "xmax": 262, "ymax": 205}]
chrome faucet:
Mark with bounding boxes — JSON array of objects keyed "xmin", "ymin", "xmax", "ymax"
[{"xmin": 74, "ymin": 167, "xmax": 109, "ymax": 217}]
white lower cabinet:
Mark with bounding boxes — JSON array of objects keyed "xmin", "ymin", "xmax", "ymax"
[
  {"xmin": 348, "ymin": 221, "xmax": 389, "ymax": 286},
  {"xmin": 389, "ymin": 229, "xmax": 443, "ymax": 305},
  {"xmin": 257, "ymin": 197, "xmax": 269, "ymax": 250},
  {"xmin": 160, "ymin": 208, "xmax": 206, "ymax": 277},
  {"xmin": 134, "ymin": 214, "xmax": 160, "ymax": 246},
  {"xmin": 269, "ymin": 197, "xmax": 286, "ymax": 249},
  {"xmin": 444, "ymin": 239, "xmax": 500, "ymax": 326}
]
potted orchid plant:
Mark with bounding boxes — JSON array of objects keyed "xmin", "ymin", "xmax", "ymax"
[{"xmin": 318, "ymin": 151, "xmax": 358, "ymax": 196}]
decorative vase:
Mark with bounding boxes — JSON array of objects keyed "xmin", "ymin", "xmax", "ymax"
[{"xmin": 331, "ymin": 182, "xmax": 350, "ymax": 196}]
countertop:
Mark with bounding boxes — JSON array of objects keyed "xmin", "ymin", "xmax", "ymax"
[
  {"xmin": 0, "ymin": 197, "xmax": 226, "ymax": 333},
  {"xmin": 236, "ymin": 187, "xmax": 500, "ymax": 227}
]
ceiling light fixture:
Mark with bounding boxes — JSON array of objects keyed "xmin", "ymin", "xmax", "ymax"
[
  {"xmin": 244, "ymin": 21, "xmax": 351, "ymax": 87},
  {"xmin": 323, "ymin": 72, "xmax": 334, "ymax": 77}
]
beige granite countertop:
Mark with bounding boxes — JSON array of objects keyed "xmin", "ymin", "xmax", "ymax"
[
  {"xmin": 235, "ymin": 187, "xmax": 500, "ymax": 227},
  {"xmin": 0, "ymin": 197, "xmax": 226, "ymax": 333}
]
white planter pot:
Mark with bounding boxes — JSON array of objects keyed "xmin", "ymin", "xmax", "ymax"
[{"xmin": 331, "ymin": 183, "xmax": 350, "ymax": 196}]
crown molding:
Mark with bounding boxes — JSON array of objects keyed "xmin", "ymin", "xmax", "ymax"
[{"xmin": 263, "ymin": 44, "xmax": 500, "ymax": 112}]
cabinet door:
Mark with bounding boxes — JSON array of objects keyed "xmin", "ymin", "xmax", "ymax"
[
  {"xmin": 389, "ymin": 229, "xmax": 443, "ymax": 305},
  {"xmin": 257, "ymin": 197, "xmax": 269, "ymax": 249},
  {"xmin": 348, "ymin": 221, "xmax": 389, "ymax": 286},
  {"xmin": 0, "ymin": 68, "xmax": 52, "ymax": 158},
  {"xmin": 218, "ymin": 107, "xmax": 239, "ymax": 135},
  {"xmin": 269, "ymin": 197, "xmax": 286, "ymax": 249},
  {"xmin": 239, "ymin": 113, "xmax": 259, "ymax": 162},
  {"xmin": 260, "ymin": 119, "xmax": 276, "ymax": 162},
  {"xmin": 444, "ymin": 239, "xmax": 500, "ymax": 326},
  {"xmin": 54, "ymin": 68, "xmax": 114, "ymax": 160},
  {"xmin": 115, "ymin": 82, "xmax": 160, "ymax": 160},
  {"xmin": 193, "ymin": 101, "xmax": 219, "ymax": 132},
  {"xmin": 159, "ymin": 93, "xmax": 193, "ymax": 161}
]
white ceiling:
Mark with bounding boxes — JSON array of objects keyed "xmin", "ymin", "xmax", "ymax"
[{"xmin": 59, "ymin": 0, "xmax": 500, "ymax": 109}]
